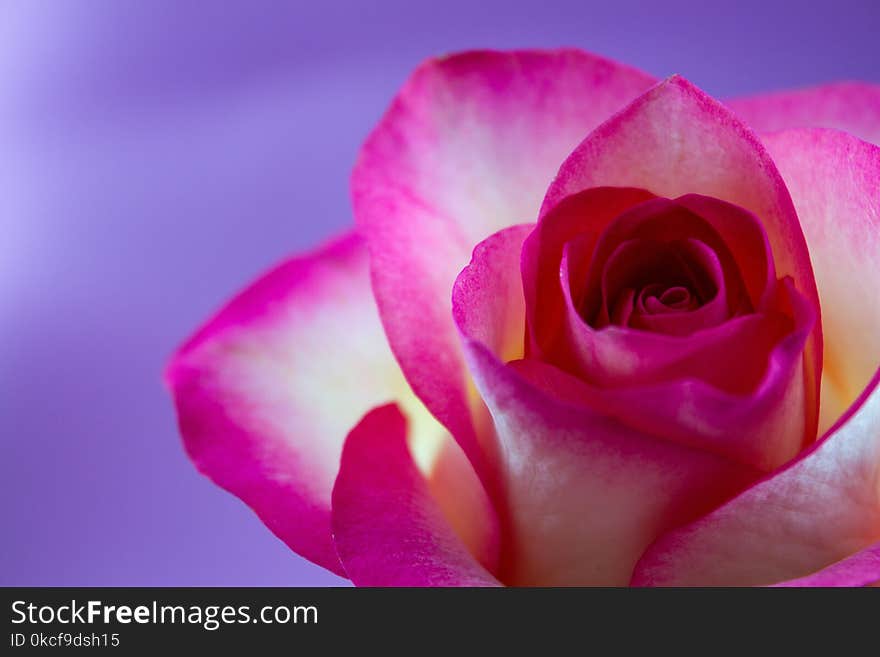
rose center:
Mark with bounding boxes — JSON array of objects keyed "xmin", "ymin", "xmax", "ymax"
[
  {"xmin": 639, "ymin": 284, "xmax": 700, "ymax": 313},
  {"xmin": 591, "ymin": 237, "xmax": 723, "ymax": 333}
]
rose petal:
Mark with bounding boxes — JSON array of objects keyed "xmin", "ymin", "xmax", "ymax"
[
  {"xmin": 726, "ymin": 82, "xmax": 880, "ymax": 146},
  {"xmin": 773, "ymin": 541, "xmax": 880, "ymax": 587},
  {"xmin": 353, "ymin": 49, "xmax": 656, "ymax": 481},
  {"xmin": 467, "ymin": 346, "xmax": 759, "ymax": 586},
  {"xmin": 454, "ymin": 226, "xmax": 758, "ymax": 585},
  {"xmin": 632, "ymin": 369, "xmax": 880, "ymax": 587},
  {"xmin": 762, "ymin": 128, "xmax": 880, "ymax": 433},
  {"xmin": 554, "ymin": 279, "xmax": 816, "ymax": 471},
  {"xmin": 167, "ymin": 233, "xmax": 497, "ymax": 575},
  {"xmin": 331, "ymin": 404, "xmax": 502, "ymax": 587},
  {"xmin": 542, "ymin": 76, "xmax": 823, "ymax": 438},
  {"xmin": 523, "ymin": 186, "xmax": 656, "ymax": 361}
]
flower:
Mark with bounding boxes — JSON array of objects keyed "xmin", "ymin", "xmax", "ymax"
[{"xmin": 166, "ymin": 49, "xmax": 880, "ymax": 586}]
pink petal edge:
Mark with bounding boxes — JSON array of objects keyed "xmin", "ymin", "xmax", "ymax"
[
  {"xmin": 726, "ymin": 82, "xmax": 880, "ymax": 146},
  {"xmin": 773, "ymin": 541, "xmax": 880, "ymax": 587},
  {"xmin": 167, "ymin": 233, "xmax": 405, "ymax": 575},
  {"xmin": 331, "ymin": 404, "xmax": 502, "ymax": 587}
]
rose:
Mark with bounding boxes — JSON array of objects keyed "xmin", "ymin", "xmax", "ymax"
[{"xmin": 167, "ymin": 49, "xmax": 880, "ymax": 586}]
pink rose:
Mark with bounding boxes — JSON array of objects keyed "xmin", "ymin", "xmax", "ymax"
[{"xmin": 167, "ymin": 49, "xmax": 880, "ymax": 586}]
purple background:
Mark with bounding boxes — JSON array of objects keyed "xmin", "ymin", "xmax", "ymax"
[{"xmin": 1, "ymin": 0, "xmax": 878, "ymax": 586}]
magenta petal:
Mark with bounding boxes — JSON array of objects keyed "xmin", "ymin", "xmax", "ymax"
[
  {"xmin": 523, "ymin": 186, "xmax": 657, "ymax": 362},
  {"xmin": 167, "ymin": 233, "xmax": 414, "ymax": 576},
  {"xmin": 632, "ymin": 370, "xmax": 880, "ymax": 587},
  {"xmin": 353, "ymin": 50, "xmax": 656, "ymax": 482},
  {"xmin": 331, "ymin": 405, "xmax": 502, "ymax": 587},
  {"xmin": 517, "ymin": 330, "xmax": 811, "ymax": 472},
  {"xmin": 773, "ymin": 542, "xmax": 880, "ymax": 587},
  {"xmin": 726, "ymin": 82, "xmax": 880, "ymax": 146}
]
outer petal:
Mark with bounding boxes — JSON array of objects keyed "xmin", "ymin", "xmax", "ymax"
[
  {"xmin": 352, "ymin": 49, "xmax": 656, "ymax": 481},
  {"xmin": 454, "ymin": 226, "xmax": 758, "ymax": 585},
  {"xmin": 761, "ymin": 128, "xmax": 880, "ymax": 433},
  {"xmin": 331, "ymin": 404, "xmax": 502, "ymax": 587},
  {"xmin": 632, "ymin": 369, "xmax": 880, "ymax": 587},
  {"xmin": 542, "ymin": 76, "xmax": 823, "ymax": 439},
  {"xmin": 726, "ymin": 82, "xmax": 880, "ymax": 146},
  {"xmin": 167, "ymin": 233, "xmax": 497, "ymax": 576}
]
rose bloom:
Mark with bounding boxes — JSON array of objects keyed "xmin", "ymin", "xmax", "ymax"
[{"xmin": 167, "ymin": 49, "xmax": 880, "ymax": 586}]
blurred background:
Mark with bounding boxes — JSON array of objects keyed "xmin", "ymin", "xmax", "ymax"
[{"xmin": 1, "ymin": 0, "xmax": 878, "ymax": 585}]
